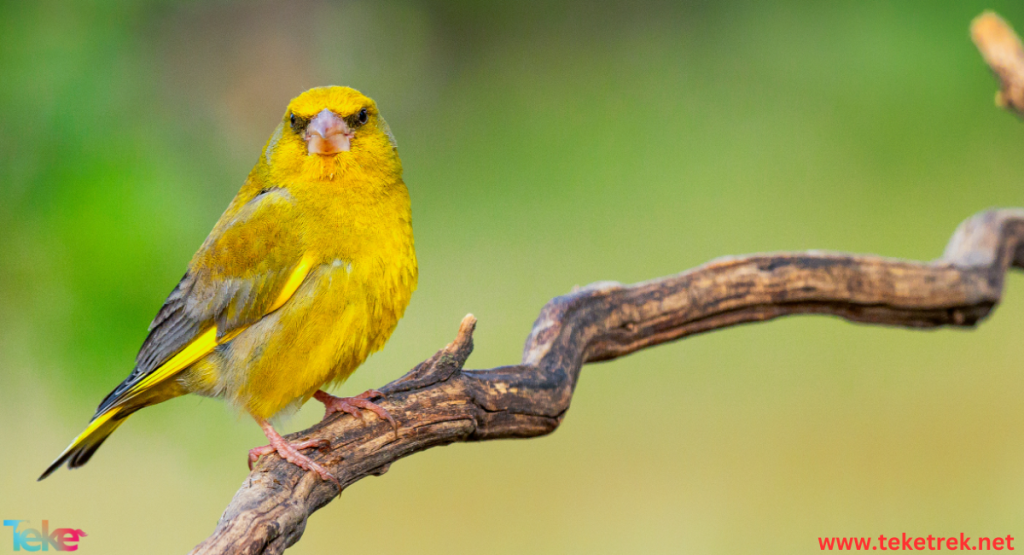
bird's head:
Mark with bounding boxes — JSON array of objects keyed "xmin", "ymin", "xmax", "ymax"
[{"xmin": 261, "ymin": 86, "xmax": 400, "ymax": 182}]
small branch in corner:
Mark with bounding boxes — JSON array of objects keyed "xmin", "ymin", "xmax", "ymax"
[{"xmin": 972, "ymin": 11, "xmax": 1024, "ymax": 117}]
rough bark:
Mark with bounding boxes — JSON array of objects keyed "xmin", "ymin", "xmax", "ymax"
[{"xmin": 190, "ymin": 208, "xmax": 1024, "ymax": 555}]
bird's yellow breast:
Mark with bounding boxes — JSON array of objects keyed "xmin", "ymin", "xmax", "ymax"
[
  {"xmin": 165, "ymin": 86, "xmax": 419, "ymax": 420},
  {"xmin": 40, "ymin": 86, "xmax": 417, "ymax": 480},
  {"xmin": 185, "ymin": 169, "xmax": 417, "ymax": 420}
]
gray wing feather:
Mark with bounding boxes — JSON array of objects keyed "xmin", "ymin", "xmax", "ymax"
[{"xmin": 94, "ymin": 191, "xmax": 302, "ymax": 416}]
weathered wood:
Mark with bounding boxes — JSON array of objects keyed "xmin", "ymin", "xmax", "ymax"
[{"xmin": 190, "ymin": 208, "xmax": 1024, "ymax": 555}]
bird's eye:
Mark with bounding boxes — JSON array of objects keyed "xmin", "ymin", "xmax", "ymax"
[
  {"xmin": 289, "ymin": 113, "xmax": 306, "ymax": 133},
  {"xmin": 357, "ymin": 108, "xmax": 368, "ymax": 125}
]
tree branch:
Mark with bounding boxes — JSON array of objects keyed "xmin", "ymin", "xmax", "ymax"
[
  {"xmin": 972, "ymin": 11, "xmax": 1024, "ymax": 117},
  {"xmin": 190, "ymin": 208, "xmax": 1024, "ymax": 554}
]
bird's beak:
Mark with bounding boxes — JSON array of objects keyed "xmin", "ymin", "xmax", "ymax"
[{"xmin": 305, "ymin": 109, "xmax": 352, "ymax": 155}]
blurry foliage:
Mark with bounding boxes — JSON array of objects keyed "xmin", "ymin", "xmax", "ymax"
[{"xmin": 3, "ymin": 1, "xmax": 1024, "ymax": 553}]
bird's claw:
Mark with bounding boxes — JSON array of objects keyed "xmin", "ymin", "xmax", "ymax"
[
  {"xmin": 248, "ymin": 436, "xmax": 338, "ymax": 486},
  {"xmin": 313, "ymin": 389, "xmax": 399, "ymax": 437}
]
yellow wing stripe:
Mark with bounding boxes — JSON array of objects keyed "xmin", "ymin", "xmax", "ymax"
[
  {"xmin": 40, "ymin": 405, "xmax": 125, "ymax": 478},
  {"xmin": 129, "ymin": 326, "xmax": 218, "ymax": 394},
  {"xmin": 270, "ymin": 254, "xmax": 314, "ymax": 312},
  {"xmin": 125, "ymin": 255, "xmax": 315, "ymax": 398},
  {"xmin": 71, "ymin": 405, "xmax": 122, "ymax": 445}
]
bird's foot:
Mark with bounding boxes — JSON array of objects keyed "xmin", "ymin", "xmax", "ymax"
[
  {"xmin": 249, "ymin": 420, "xmax": 338, "ymax": 486},
  {"xmin": 313, "ymin": 389, "xmax": 398, "ymax": 435}
]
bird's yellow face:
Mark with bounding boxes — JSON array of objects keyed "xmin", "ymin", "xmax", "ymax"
[{"xmin": 261, "ymin": 86, "xmax": 400, "ymax": 183}]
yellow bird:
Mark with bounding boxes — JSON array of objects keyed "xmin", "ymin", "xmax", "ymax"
[{"xmin": 40, "ymin": 86, "xmax": 417, "ymax": 483}]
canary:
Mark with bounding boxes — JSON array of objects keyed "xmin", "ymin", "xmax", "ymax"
[{"xmin": 40, "ymin": 86, "xmax": 417, "ymax": 483}]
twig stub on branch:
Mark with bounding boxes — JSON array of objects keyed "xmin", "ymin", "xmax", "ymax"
[
  {"xmin": 190, "ymin": 208, "xmax": 1024, "ymax": 555},
  {"xmin": 973, "ymin": 11, "xmax": 1024, "ymax": 117}
]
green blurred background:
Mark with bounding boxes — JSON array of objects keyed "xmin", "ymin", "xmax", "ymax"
[{"xmin": 3, "ymin": 0, "xmax": 1024, "ymax": 553}]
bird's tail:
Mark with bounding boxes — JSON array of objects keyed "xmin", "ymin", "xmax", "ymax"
[{"xmin": 38, "ymin": 406, "xmax": 131, "ymax": 481}]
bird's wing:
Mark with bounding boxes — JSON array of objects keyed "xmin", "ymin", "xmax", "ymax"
[{"xmin": 95, "ymin": 187, "xmax": 312, "ymax": 415}]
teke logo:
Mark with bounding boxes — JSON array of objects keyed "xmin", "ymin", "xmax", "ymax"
[{"xmin": 3, "ymin": 520, "xmax": 86, "ymax": 552}]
